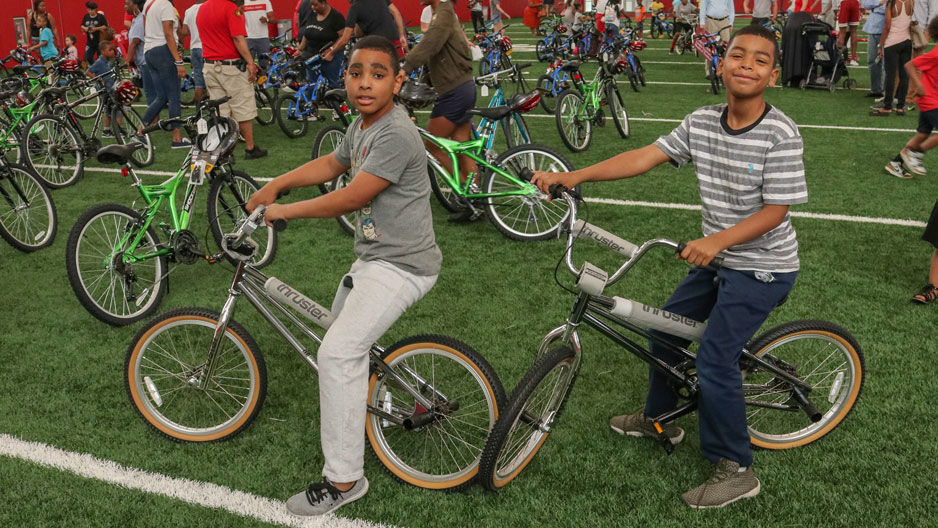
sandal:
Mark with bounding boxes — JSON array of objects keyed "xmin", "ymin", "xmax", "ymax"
[
  {"xmin": 912, "ymin": 284, "xmax": 938, "ymax": 304},
  {"xmin": 870, "ymin": 108, "xmax": 892, "ymax": 116}
]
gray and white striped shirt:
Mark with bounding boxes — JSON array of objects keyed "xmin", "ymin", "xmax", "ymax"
[{"xmin": 654, "ymin": 104, "xmax": 808, "ymax": 273}]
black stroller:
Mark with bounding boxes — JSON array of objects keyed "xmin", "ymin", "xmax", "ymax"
[{"xmin": 799, "ymin": 21, "xmax": 857, "ymax": 92}]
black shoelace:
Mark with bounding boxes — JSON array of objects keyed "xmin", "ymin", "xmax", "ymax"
[{"xmin": 305, "ymin": 482, "xmax": 343, "ymax": 505}]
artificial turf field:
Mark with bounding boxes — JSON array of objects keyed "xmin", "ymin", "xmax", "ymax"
[{"xmin": 1, "ymin": 18, "xmax": 935, "ymax": 527}]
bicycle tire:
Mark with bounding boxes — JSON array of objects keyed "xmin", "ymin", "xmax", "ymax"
[
  {"xmin": 207, "ymin": 169, "xmax": 278, "ymax": 267},
  {"xmin": 254, "ymin": 87, "xmax": 274, "ymax": 126},
  {"xmin": 651, "ymin": 23, "xmax": 660, "ymax": 39},
  {"xmin": 637, "ymin": 58, "xmax": 646, "ymax": 87},
  {"xmin": 536, "ymin": 75, "xmax": 557, "ymax": 114},
  {"xmin": 536, "ymin": 41, "xmax": 551, "ymax": 62},
  {"xmin": 554, "ymin": 89, "xmax": 591, "ymax": 152},
  {"xmin": 111, "ymin": 104, "xmax": 154, "ymax": 167},
  {"xmin": 478, "ymin": 346, "xmax": 578, "ymax": 490},
  {"xmin": 180, "ymin": 75, "xmax": 196, "ymax": 107},
  {"xmin": 604, "ymin": 80, "xmax": 630, "ymax": 139},
  {"xmin": 0, "ymin": 163, "xmax": 57, "ymax": 252},
  {"xmin": 427, "ymin": 157, "xmax": 464, "ymax": 213},
  {"xmin": 125, "ymin": 308, "xmax": 267, "ymax": 443},
  {"xmin": 743, "ymin": 320, "xmax": 865, "ymax": 450},
  {"xmin": 502, "ymin": 112, "xmax": 531, "ymax": 149},
  {"xmin": 483, "ymin": 144, "xmax": 576, "ymax": 241},
  {"xmin": 66, "ymin": 81, "xmax": 100, "ymax": 120},
  {"xmin": 311, "ymin": 124, "xmax": 356, "ymax": 235},
  {"xmin": 23, "ymin": 114, "xmax": 84, "ymax": 189},
  {"xmin": 274, "ymin": 93, "xmax": 308, "ymax": 138},
  {"xmin": 366, "ymin": 334, "xmax": 506, "ymax": 492},
  {"xmin": 65, "ymin": 203, "xmax": 168, "ymax": 326},
  {"xmin": 676, "ymin": 34, "xmax": 687, "ymax": 55},
  {"xmin": 707, "ymin": 60, "xmax": 721, "ymax": 95}
]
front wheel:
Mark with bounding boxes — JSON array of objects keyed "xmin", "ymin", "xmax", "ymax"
[
  {"xmin": 536, "ymin": 75, "xmax": 557, "ymax": 113},
  {"xmin": 111, "ymin": 104, "xmax": 154, "ymax": 167},
  {"xmin": 65, "ymin": 203, "xmax": 168, "ymax": 326},
  {"xmin": 254, "ymin": 87, "xmax": 275, "ymax": 126},
  {"xmin": 554, "ymin": 89, "xmax": 592, "ymax": 152},
  {"xmin": 427, "ymin": 157, "xmax": 463, "ymax": 213},
  {"xmin": 274, "ymin": 94, "xmax": 308, "ymax": 138},
  {"xmin": 311, "ymin": 124, "xmax": 355, "ymax": 236},
  {"xmin": 707, "ymin": 59, "xmax": 721, "ymax": 95},
  {"xmin": 483, "ymin": 144, "xmax": 577, "ymax": 241},
  {"xmin": 125, "ymin": 308, "xmax": 267, "ymax": 442},
  {"xmin": 23, "ymin": 114, "xmax": 84, "ymax": 189},
  {"xmin": 478, "ymin": 346, "xmax": 578, "ymax": 490},
  {"xmin": 0, "ymin": 163, "xmax": 57, "ymax": 252},
  {"xmin": 743, "ymin": 320, "xmax": 864, "ymax": 449},
  {"xmin": 366, "ymin": 334, "xmax": 506, "ymax": 491},
  {"xmin": 604, "ymin": 81, "xmax": 630, "ymax": 139},
  {"xmin": 207, "ymin": 169, "xmax": 278, "ymax": 267}
]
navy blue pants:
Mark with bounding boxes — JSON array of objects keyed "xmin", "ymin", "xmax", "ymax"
[
  {"xmin": 142, "ymin": 45, "xmax": 182, "ymax": 127},
  {"xmin": 643, "ymin": 266, "xmax": 797, "ymax": 467}
]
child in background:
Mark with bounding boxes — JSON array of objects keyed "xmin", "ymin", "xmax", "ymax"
[
  {"xmin": 28, "ymin": 14, "xmax": 57, "ymax": 65},
  {"xmin": 87, "ymin": 40, "xmax": 118, "ymax": 137},
  {"xmin": 63, "ymin": 34, "xmax": 80, "ymax": 61},
  {"xmin": 635, "ymin": 0, "xmax": 647, "ymax": 40}
]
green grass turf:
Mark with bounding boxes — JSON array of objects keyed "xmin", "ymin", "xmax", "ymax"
[{"xmin": 1, "ymin": 19, "xmax": 934, "ymax": 527}]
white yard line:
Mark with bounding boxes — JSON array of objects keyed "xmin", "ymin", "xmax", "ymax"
[{"xmin": 0, "ymin": 433, "xmax": 393, "ymax": 528}]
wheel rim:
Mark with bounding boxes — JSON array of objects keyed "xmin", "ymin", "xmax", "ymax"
[
  {"xmin": 558, "ymin": 94, "xmax": 589, "ymax": 150},
  {"xmin": 493, "ymin": 356, "xmax": 575, "ymax": 483},
  {"xmin": 212, "ymin": 174, "xmax": 274, "ymax": 265},
  {"xmin": 745, "ymin": 331, "xmax": 861, "ymax": 446},
  {"xmin": 367, "ymin": 344, "xmax": 498, "ymax": 486},
  {"xmin": 116, "ymin": 107, "xmax": 153, "ymax": 165},
  {"xmin": 68, "ymin": 83, "xmax": 99, "ymax": 119},
  {"xmin": 608, "ymin": 86, "xmax": 629, "ymax": 136},
  {"xmin": 0, "ymin": 168, "xmax": 54, "ymax": 248},
  {"xmin": 131, "ymin": 316, "xmax": 259, "ymax": 439},
  {"xmin": 316, "ymin": 128, "xmax": 356, "ymax": 233},
  {"xmin": 27, "ymin": 118, "xmax": 82, "ymax": 186},
  {"xmin": 73, "ymin": 209, "xmax": 163, "ymax": 320},
  {"xmin": 277, "ymin": 97, "xmax": 305, "ymax": 136},
  {"xmin": 486, "ymin": 148, "xmax": 574, "ymax": 238}
]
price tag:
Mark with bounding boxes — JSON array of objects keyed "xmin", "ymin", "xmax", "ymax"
[
  {"xmin": 196, "ymin": 118, "xmax": 208, "ymax": 135},
  {"xmin": 481, "ymin": 85, "xmax": 489, "ymax": 97},
  {"xmin": 603, "ymin": 52, "xmax": 608, "ymax": 62}
]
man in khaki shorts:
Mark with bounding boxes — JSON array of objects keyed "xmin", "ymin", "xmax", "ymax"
[
  {"xmin": 197, "ymin": 0, "xmax": 268, "ymax": 159},
  {"xmin": 699, "ymin": 0, "xmax": 734, "ymax": 43}
]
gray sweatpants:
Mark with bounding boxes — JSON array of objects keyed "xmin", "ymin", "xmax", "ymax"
[{"xmin": 318, "ymin": 258, "xmax": 437, "ymax": 483}]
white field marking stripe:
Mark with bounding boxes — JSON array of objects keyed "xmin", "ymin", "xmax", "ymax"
[
  {"xmin": 518, "ymin": 75, "xmax": 868, "ymax": 91},
  {"xmin": 0, "ymin": 433, "xmax": 393, "ymax": 528},
  {"xmin": 584, "ymin": 197, "xmax": 927, "ymax": 227}
]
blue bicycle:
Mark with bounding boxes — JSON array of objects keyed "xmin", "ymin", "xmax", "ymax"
[
  {"xmin": 694, "ymin": 27, "xmax": 730, "ymax": 95},
  {"xmin": 273, "ymin": 54, "xmax": 350, "ymax": 138},
  {"xmin": 535, "ymin": 59, "xmax": 572, "ymax": 113}
]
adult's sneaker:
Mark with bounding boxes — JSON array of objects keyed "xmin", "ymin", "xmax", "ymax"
[
  {"xmin": 245, "ymin": 146, "xmax": 268, "ymax": 160},
  {"xmin": 171, "ymin": 138, "xmax": 193, "ymax": 149},
  {"xmin": 681, "ymin": 458, "xmax": 760, "ymax": 509},
  {"xmin": 901, "ymin": 148, "xmax": 927, "ymax": 175},
  {"xmin": 885, "ymin": 160, "xmax": 911, "ymax": 178},
  {"xmin": 609, "ymin": 411, "xmax": 684, "ymax": 444},
  {"xmin": 286, "ymin": 478, "xmax": 369, "ymax": 516}
]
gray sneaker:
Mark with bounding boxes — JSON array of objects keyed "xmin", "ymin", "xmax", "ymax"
[
  {"xmin": 609, "ymin": 411, "xmax": 684, "ymax": 444},
  {"xmin": 901, "ymin": 148, "xmax": 927, "ymax": 176},
  {"xmin": 681, "ymin": 458, "xmax": 760, "ymax": 509},
  {"xmin": 285, "ymin": 478, "xmax": 369, "ymax": 516}
]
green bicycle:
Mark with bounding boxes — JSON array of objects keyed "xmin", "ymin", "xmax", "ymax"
[
  {"xmin": 553, "ymin": 56, "xmax": 631, "ymax": 152},
  {"xmin": 64, "ymin": 97, "xmax": 278, "ymax": 326}
]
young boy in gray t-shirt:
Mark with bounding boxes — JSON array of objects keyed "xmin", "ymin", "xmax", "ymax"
[
  {"xmin": 247, "ymin": 36, "xmax": 441, "ymax": 517},
  {"xmin": 531, "ymin": 26, "xmax": 807, "ymax": 509}
]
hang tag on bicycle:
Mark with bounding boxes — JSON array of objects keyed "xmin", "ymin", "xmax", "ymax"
[
  {"xmin": 603, "ymin": 52, "xmax": 609, "ymax": 62},
  {"xmin": 196, "ymin": 118, "xmax": 208, "ymax": 135},
  {"xmin": 480, "ymin": 85, "xmax": 489, "ymax": 97},
  {"xmin": 190, "ymin": 160, "xmax": 207, "ymax": 186}
]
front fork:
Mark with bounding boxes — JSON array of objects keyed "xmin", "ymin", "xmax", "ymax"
[{"xmin": 199, "ymin": 262, "xmax": 245, "ymax": 390}]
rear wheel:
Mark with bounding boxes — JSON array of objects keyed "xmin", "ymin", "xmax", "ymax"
[
  {"xmin": 366, "ymin": 334, "xmax": 505, "ymax": 491},
  {"xmin": 206, "ymin": 169, "xmax": 277, "ymax": 267},
  {"xmin": 478, "ymin": 346, "xmax": 578, "ymax": 490},
  {"xmin": 111, "ymin": 104, "xmax": 154, "ymax": 167},
  {"xmin": 743, "ymin": 320, "xmax": 864, "ymax": 449},
  {"xmin": 536, "ymin": 75, "xmax": 557, "ymax": 113},
  {"xmin": 554, "ymin": 89, "xmax": 591, "ymax": 152},
  {"xmin": 254, "ymin": 87, "xmax": 274, "ymax": 126},
  {"xmin": 65, "ymin": 203, "xmax": 168, "ymax": 326},
  {"xmin": 427, "ymin": 157, "xmax": 463, "ymax": 213},
  {"xmin": 274, "ymin": 94, "xmax": 308, "ymax": 138},
  {"xmin": 312, "ymin": 124, "xmax": 355, "ymax": 236},
  {"xmin": 0, "ymin": 163, "xmax": 57, "ymax": 252},
  {"xmin": 66, "ymin": 81, "xmax": 100, "ymax": 120},
  {"xmin": 483, "ymin": 144, "xmax": 576, "ymax": 241},
  {"xmin": 707, "ymin": 60, "xmax": 721, "ymax": 95},
  {"xmin": 23, "ymin": 114, "xmax": 84, "ymax": 189},
  {"xmin": 604, "ymin": 81, "xmax": 630, "ymax": 139},
  {"xmin": 502, "ymin": 113, "xmax": 531, "ymax": 148},
  {"xmin": 125, "ymin": 308, "xmax": 266, "ymax": 442}
]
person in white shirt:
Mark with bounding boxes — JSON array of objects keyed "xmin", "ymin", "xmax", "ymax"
[
  {"xmin": 179, "ymin": 0, "xmax": 205, "ymax": 103},
  {"xmin": 243, "ymin": 0, "xmax": 275, "ymax": 58},
  {"xmin": 140, "ymin": 0, "xmax": 188, "ymax": 148},
  {"xmin": 420, "ymin": 4, "xmax": 433, "ymax": 31}
]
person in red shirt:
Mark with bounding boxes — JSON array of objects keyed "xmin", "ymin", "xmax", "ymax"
[{"xmin": 197, "ymin": 0, "xmax": 267, "ymax": 159}]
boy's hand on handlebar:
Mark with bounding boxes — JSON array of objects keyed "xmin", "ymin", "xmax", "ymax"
[
  {"xmin": 262, "ymin": 203, "xmax": 288, "ymax": 227},
  {"xmin": 678, "ymin": 237, "xmax": 723, "ymax": 267},
  {"xmin": 246, "ymin": 183, "xmax": 280, "ymax": 213},
  {"xmin": 530, "ymin": 171, "xmax": 579, "ymax": 196}
]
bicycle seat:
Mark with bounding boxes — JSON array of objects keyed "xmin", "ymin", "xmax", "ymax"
[
  {"xmin": 36, "ymin": 86, "xmax": 68, "ymax": 100},
  {"xmin": 324, "ymin": 88, "xmax": 347, "ymax": 101},
  {"xmin": 560, "ymin": 60, "xmax": 582, "ymax": 72},
  {"xmin": 467, "ymin": 105, "xmax": 512, "ymax": 121},
  {"xmin": 12, "ymin": 65, "xmax": 32, "ymax": 75},
  {"xmin": 96, "ymin": 142, "xmax": 145, "ymax": 165}
]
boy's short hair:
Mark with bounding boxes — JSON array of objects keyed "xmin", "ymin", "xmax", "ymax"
[
  {"xmin": 98, "ymin": 40, "xmax": 114, "ymax": 53},
  {"xmin": 928, "ymin": 15, "xmax": 938, "ymax": 42},
  {"xmin": 350, "ymin": 35, "xmax": 401, "ymax": 75},
  {"xmin": 727, "ymin": 25, "xmax": 780, "ymax": 67}
]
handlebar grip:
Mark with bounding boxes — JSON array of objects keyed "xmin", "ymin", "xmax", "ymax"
[
  {"xmin": 519, "ymin": 168, "xmax": 534, "ymax": 181},
  {"xmin": 272, "ymin": 219, "xmax": 287, "ymax": 232},
  {"xmin": 276, "ymin": 189, "xmax": 290, "ymax": 199},
  {"xmin": 548, "ymin": 184, "xmax": 567, "ymax": 200},
  {"xmin": 573, "ymin": 219, "xmax": 638, "ymax": 258},
  {"xmin": 675, "ymin": 242, "xmax": 724, "ymax": 268}
]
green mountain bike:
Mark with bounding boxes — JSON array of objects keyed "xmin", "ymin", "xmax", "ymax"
[{"xmin": 553, "ymin": 57, "xmax": 631, "ymax": 152}]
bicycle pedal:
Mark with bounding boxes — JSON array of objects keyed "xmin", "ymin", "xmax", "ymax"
[{"xmin": 652, "ymin": 422, "xmax": 676, "ymax": 455}]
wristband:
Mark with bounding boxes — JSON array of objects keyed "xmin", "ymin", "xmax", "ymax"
[{"xmin": 174, "ymin": 61, "xmax": 184, "ymax": 66}]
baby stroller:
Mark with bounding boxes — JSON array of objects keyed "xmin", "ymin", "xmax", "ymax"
[{"xmin": 799, "ymin": 21, "xmax": 857, "ymax": 92}]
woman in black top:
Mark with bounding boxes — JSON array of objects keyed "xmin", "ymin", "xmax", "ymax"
[
  {"xmin": 294, "ymin": 0, "xmax": 347, "ymax": 88},
  {"xmin": 27, "ymin": 0, "xmax": 57, "ymax": 47}
]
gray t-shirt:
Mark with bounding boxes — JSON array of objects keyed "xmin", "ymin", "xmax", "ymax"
[
  {"xmin": 654, "ymin": 104, "xmax": 808, "ymax": 273},
  {"xmin": 333, "ymin": 105, "xmax": 442, "ymax": 276},
  {"xmin": 753, "ymin": 0, "xmax": 774, "ymax": 19}
]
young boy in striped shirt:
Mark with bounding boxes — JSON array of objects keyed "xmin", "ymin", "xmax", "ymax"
[{"xmin": 531, "ymin": 25, "xmax": 807, "ymax": 509}]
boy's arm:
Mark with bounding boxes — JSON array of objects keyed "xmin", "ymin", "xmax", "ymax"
[
  {"xmin": 265, "ymin": 171, "xmax": 391, "ymax": 224},
  {"xmin": 681, "ymin": 205, "xmax": 790, "ymax": 266},
  {"xmin": 907, "ymin": 60, "xmax": 925, "ymax": 97},
  {"xmin": 530, "ymin": 144, "xmax": 672, "ymax": 192},
  {"xmin": 247, "ymin": 154, "xmax": 350, "ymax": 212}
]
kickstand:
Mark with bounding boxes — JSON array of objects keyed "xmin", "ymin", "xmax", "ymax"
[{"xmin": 652, "ymin": 421, "xmax": 675, "ymax": 455}]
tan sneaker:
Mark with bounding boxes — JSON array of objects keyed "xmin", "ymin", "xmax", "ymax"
[
  {"xmin": 609, "ymin": 411, "xmax": 684, "ymax": 444},
  {"xmin": 681, "ymin": 458, "xmax": 760, "ymax": 509}
]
